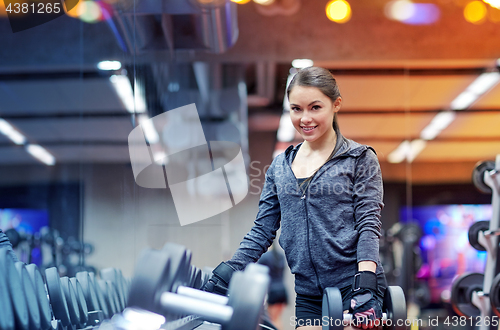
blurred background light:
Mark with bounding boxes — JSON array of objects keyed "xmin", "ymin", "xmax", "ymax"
[
  {"xmin": 450, "ymin": 71, "xmax": 500, "ymax": 109},
  {"xmin": 385, "ymin": 0, "xmax": 416, "ymax": 21},
  {"xmin": 385, "ymin": 0, "xmax": 440, "ymax": 25},
  {"xmin": 253, "ymin": 0, "xmax": 275, "ymax": 6},
  {"xmin": 65, "ymin": 0, "xmax": 104, "ymax": 23},
  {"xmin": 0, "ymin": 1, "xmax": 7, "ymax": 17},
  {"xmin": 0, "ymin": 119, "xmax": 26, "ymax": 145},
  {"xmin": 488, "ymin": 7, "xmax": 500, "ymax": 22},
  {"xmin": 291, "ymin": 59, "xmax": 314, "ymax": 69},
  {"xmin": 231, "ymin": 0, "xmax": 252, "ymax": 3},
  {"xmin": 79, "ymin": 1, "xmax": 102, "ymax": 23},
  {"xmin": 483, "ymin": 0, "xmax": 500, "ymax": 9},
  {"xmin": 326, "ymin": 0, "xmax": 352, "ymax": 23},
  {"xmin": 26, "ymin": 144, "xmax": 55, "ymax": 166},
  {"xmin": 464, "ymin": 1, "xmax": 487, "ymax": 23},
  {"xmin": 64, "ymin": 0, "xmax": 84, "ymax": 18},
  {"xmin": 97, "ymin": 61, "xmax": 122, "ymax": 71}
]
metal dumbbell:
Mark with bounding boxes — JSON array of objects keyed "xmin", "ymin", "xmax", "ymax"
[
  {"xmin": 323, "ymin": 286, "xmax": 407, "ymax": 330},
  {"xmin": 128, "ymin": 247, "xmax": 270, "ymax": 330}
]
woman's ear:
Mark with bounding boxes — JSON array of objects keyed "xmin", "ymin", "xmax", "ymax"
[{"xmin": 333, "ymin": 96, "xmax": 342, "ymax": 112}]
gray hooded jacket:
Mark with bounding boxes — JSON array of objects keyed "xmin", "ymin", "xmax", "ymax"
[{"xmin": 227, "ymin": 132, "xmax": 384, "ymax": 297}]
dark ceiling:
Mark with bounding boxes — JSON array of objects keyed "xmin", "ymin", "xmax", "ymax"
[{"xmin": 0, "ymin": 0, "xmax": 499, "ymax": 184}]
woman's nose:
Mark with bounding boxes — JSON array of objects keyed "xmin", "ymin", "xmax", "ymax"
[{"xmin": 301, "ymin": 112, "xmax": 312, "ymax": 124}]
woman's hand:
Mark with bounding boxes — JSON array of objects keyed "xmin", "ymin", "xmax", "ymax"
[
  {"xmin": 349, "ymin": 267, "xmax": 381, "ymax": 329},
  {"xmin": 350, "ymin": 289, "xmax": 382, "ymax": 329}
]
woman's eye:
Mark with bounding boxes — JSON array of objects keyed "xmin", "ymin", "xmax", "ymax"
[
  {"xmin": 312, "ymin": 105, "xmax": 321, "ymax": 110},
  {"xmin": 291, "ymin": 107, "xmax": 301, "ymax": 112}
]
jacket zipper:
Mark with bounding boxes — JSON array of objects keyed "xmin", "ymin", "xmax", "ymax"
[
  {"xmin": 302, "ymin": 192, "xmax": 323, "ymax": 294},
  {"xmin": 289, "ymin": 140, "xmax": 350, "ymax": 295}
]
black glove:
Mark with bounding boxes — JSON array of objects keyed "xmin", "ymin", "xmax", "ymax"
[
  {"xmin": 203, "ymin": 262, "xmax": 236, "ymax": 296},
  {"xmin": 350, "ymin": 271, "xmax": 382, "ymax": 328}
]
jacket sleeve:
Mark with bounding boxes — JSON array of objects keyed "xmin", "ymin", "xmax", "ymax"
[
  {"xmin": 352, "ymin": 148, "xmax": 384, "ymax": 265},
  {"xmin": 226, "ymin": 159, "xmax": 282, "ymax": 271}
]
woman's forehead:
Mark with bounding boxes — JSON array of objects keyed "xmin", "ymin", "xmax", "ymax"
[{"xmin": 289, "ymin": 86, "xmax": 329, "ymax": 102}]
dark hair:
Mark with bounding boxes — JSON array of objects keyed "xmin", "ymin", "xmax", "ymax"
[{"xmin": 286, "ymin": 66, "xmax": 341, "ymax": 131}]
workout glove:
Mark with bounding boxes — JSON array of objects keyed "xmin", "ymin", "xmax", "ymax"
[
  {"xmin": 203, "ymin": 261, "xmax": 236, "ymax": 296},
  {"xmin": 350, "ymin": 271, "xmax": 382, "ymax": 328}
]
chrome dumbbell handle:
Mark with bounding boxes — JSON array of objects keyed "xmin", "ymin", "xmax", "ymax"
[
  {"xmin": 176, "ymin": 285, "xmax": 229, "ymax": 305},
  {"xmin": 161, "ymin": 291, "xmax": 233, "ymax": 324}
]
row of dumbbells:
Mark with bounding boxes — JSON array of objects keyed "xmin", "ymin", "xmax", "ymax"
[
  {"xmin": 119, "ymin": 243, "xmax": 270, "ymax": 330},
  {"xmin": 0, "ymin": 248, "xmax": 130, "ymax": 330}
]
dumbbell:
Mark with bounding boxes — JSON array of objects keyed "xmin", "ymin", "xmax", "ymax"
[
  {"xmin": 468, "ymin": 221, "xmax": 490, "ymax": 251},
  {"xmin": 490, "ymin": 272, "xmax": 500, "ymax": 317},
  {"xmin": 68, "ymin": 277, "xmax": 89, "ymax": 328},
  {"xmin": 25, "ymin": 264, "xmax": 52, "ymax": 330},
  {"xmin": 76, "ymin": 271, "xmax": 105, "ymax": 325},
  {"xmin": 14, "ymin": 262, "xmax": 41, "ymax": 330},
  {"xmin": 322, "ymin": 286, "xmax": 407, "ymax": 330},
  {"xmin": 472, "ymin": 160, "xmax": 496, "ymax": 194},
  {"xmin": 45, "ymin": 267, "xmax": 77, "ymax": 328},
  {"xmin": 97, "ymin": 279, "xmax": 119, "ymax": 317},
  {"xmin": 187, "ymin": 265, "xmax": 204, "ymax": 289},
  {"xmin": 128, "ymin": 247, "xmax": 270, "ymax": 330},
  {"xmin": 451, "ymin": 272, "xmax": 484, "ymax": 317},
  {"xmin": 129, "ymin": 243, "xmax": 233, "ymax": 312},
  {"xmin": 100, "ymin": 267, "xmax": 128, "ymax": 312},
  {"xmin": 0, "ymin": 248, "xmax": 29, "ymax": 330}
]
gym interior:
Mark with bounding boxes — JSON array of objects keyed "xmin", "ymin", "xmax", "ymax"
[{"xmin": 0, "ymin": 0, "xmax": 500, "ymax": 329}]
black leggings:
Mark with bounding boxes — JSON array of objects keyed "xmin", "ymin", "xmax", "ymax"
[
  {"xmin": 294, "ymin": 278, "xmax": 387, "ymax": 328},
  {"xmin": 295, "ymin": 286, "xmax": 353, "ymax": 328}
]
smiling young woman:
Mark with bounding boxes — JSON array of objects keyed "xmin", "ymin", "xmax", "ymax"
[{"xmin": 204, "ymin": 67, "xmax": 386, "ymax": 330}]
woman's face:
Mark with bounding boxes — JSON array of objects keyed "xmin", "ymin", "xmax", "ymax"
[{"xmin": 288, "ymin": 85, "xmax": 341, "ymax": 143}]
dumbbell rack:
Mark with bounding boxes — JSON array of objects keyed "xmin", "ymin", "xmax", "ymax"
[
  {"xmin": 0, "ymin": 246, "xmax": 131, "ymax": 330},
  {"xmin": 470, "ymin": 155, "xmax": 499, "ymax": 330}
]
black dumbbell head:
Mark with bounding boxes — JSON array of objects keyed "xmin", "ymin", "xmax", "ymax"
[
  {"xmin": 45, "ymin": 267, "xmax": 72, "ymax": 327},
  {"xmin": 15, "ymin": 262, "xmax": 41, "ymax": 330},
  {"xmin": 0, "ymin": 249, "xmax": 15, "ymax": 330}
]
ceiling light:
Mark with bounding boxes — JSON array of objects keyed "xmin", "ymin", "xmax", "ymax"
[
  {"xmin": 326, "ymin": 0, "xmax": 352, "ymax": 23},
  {"xmin": 253, "ymin": 0, "xmax": 275, "ymax": 5},
  {"xmin": 388, "ymin": 140, "xmax": 410, "ymax": 163},
  {"xmin": 450, "ymin": 91, "xmax": 476, "ymax": 110},
  {"xmin": 484, "ymin": 0, "xmax": 500, "ymax": 8},
  {"xmin": 387, "ymin": 139, "xmax": 426, "ymax": 163},
  {"xmin": 467, "ymin": 71, "xmax": 500, "ymax": 94},
  {"xmin": 291, "ymin": 59, "xmax": 314, "ymax": 69},
  {"xmin": 26, "ymin": 144, "xmax": 55, "ymax": 166},
  {"xmin": 450, "ymin": 72, "xmax": 500, "ymax": 110},
  {"xmin": 385, "ymin": 0, "xmax": 439, "ymax": 25},
  {"xmin": 110, "ymin": 75, "xmax": 146, "ymax": 114},
  {"xmin": 407, "ymin": 139, "xmax": 427, "ymax": 162},
  {"xmin": 385, "ymin": 0, "xmax": 415, "ymax": 21},
  {"xmin": 97, "ymin": 61, "xmax": 121, "ymax": 71},
  {"xmin": 420, "ymin": 111, "xmax": 456, "ymax": 140},
  {"xmin": 0, "ymin": 119, "xmax": 26, "ymax": 145},
  {"xmin": 138, "ymin": 115, "xmax": 160, "ymax": 145}
]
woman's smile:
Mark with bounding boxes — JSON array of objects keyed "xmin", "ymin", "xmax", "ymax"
[{"xmin": 300, "ymin": 125, "xmax": 318, "ymax": 134}]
